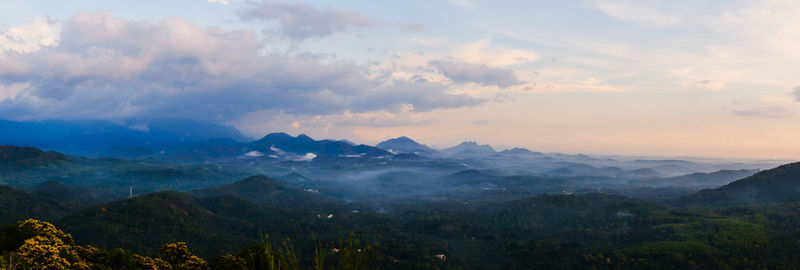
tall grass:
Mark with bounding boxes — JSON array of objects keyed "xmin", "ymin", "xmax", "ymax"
[
  {"xmin": 252, "ymin": 233, "xmax": 372, "ymax": 270},
  {"xmin": 0, "ymin": 252, "xmax": 21, "ymax": 270}
]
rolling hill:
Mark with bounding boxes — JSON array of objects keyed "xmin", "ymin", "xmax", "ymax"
[
  {"xmin": 191, "ymin": 174, "xmax": 344, "ymax": 211},
  {"xmin": 58, "ymin": 191, "xmax": 321, "ymax": 257},
  {"xmin": 678, "ymin": 162, "xmax": 800, "ymax": 208}
]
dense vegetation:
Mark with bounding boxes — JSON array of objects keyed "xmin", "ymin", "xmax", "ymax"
[
  {"xmin": 0, "ymin": 219, "xmax": 373, "ymax": 270},
  {"xmin": 1, "ymin": 145, "xmax": 799, "ymax": 269},
  {"xmin": 4, "ymin": 184, "xmax": 800, "ymax": 269}
]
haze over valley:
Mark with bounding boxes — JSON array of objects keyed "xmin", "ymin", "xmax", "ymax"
[{"xmin": 2, "ymin": 1, "xmax": 800, "ymax": 269}]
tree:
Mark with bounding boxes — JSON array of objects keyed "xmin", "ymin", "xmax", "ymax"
[
  {"xmin": 214, "ymin": 254, "xmax": 247, "ymax": 270},
  {"xmin": 13, "ymin": 219, "xmax": 90, "ymax": 269},
  {"xmin": 159, "ymin": 242, "xmax": 209, "ymax": 270}
]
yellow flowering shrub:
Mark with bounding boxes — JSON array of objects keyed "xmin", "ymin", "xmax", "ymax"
[
  {"xmin": 131, "ymin": 254, "xmax": 173, "ymax": 270},
  {"xmin": 159, "ymin": 242, "xmax": 209, "ymax": 270},
  {"xmin": 13, "ymin": 219, "xmax": 91, "ymax": 270},
  {"xmin": 16, "ymin": 219, "xmax": 74, "ymax": 245}
]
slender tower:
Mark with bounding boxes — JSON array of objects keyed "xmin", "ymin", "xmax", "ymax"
[{"xmin": 129, "ymin": 177, "xmax": 135, "ymax": 199}]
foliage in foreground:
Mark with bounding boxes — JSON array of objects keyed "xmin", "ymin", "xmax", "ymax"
[{"xmin": 0, "ymin": 219, "xmax": 372, "ymax": 270}]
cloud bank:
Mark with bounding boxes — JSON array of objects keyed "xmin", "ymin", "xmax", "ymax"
[
  {"xmin": 0, "ymin": 11, "xmax": 483, "ymax": 123},
  {"xmin": 238, "ymin": 0, "xmax": 371, "ymax": 41},
  {"xmin": 430, "ymin": 59, "xmax": 523, "ymax": 88}
]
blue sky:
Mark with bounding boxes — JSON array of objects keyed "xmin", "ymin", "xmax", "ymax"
[{"xmin": 1, "ymin": 0, "xmax": 799, "ymax": 159}]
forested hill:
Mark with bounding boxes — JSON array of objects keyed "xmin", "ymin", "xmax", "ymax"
[
  {"xmin": 191, "ymin": 174, "xmax": 345, "ymax": 210},
  {"xmin": 0, "ymin": 145, "xmax": 69, "ymax": 168},
  {"xmin": 678, "ymin": 162, "xmax": 800, "ymax": 208}
]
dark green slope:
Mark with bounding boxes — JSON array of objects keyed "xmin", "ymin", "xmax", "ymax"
[
  {"xmin": 30, "ymin": 180, "xmax": 98, "ymax": 205},
  {"xmin": 191, "ymin": 174, "xmax": 344, "ymax": 211},
  {"xmin": 0, "ymin": 145, "xmax": 68, "ymax": 167},
  {"xmin": 678, "ymin": 162, "xmax": 800, "ymax": 208},
  {"xmin": 0, "ymin": 185, "xmax": 76, "ymax": 224},
  {"xmin": 58, "ymin": 191, "xmax": 320, "ymax": 257}
]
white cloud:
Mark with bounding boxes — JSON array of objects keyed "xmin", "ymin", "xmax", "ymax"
[
  {"xmin": 594, "ymin": 0, "xmax": 685, "ymax": 27},
  {"xmin": 208, "ymin": 0, "xmax": 230, "ymax": 5},
  {"xmin": 0, "ymin": 17, "xmax": 61, "ymax": 54},
  {"xmin": 0, "ymin": 11, "xmax": 483, "ymax": 122},
  {"xmin": 454, "ymin": 39, "xmax": 538, "ymax": 67},
  {"xmin": 444, "ymin": 0, "xmax": 476, "ymax": 8},
  {"xmin": 244, "ymin": 150, "xmax": 264, "ymax": 157},
  {"xmin": 293, "ymin": 152, "xmax": 316, "ymax": 161}
]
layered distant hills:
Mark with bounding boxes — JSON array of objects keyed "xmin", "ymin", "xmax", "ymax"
[{"xmin": 0, "ymin": 141, "xmax": 798, "ymax": 267}]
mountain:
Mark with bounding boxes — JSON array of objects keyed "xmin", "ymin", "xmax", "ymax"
[
  {"xmin": 619, "ymin": 167, "xmax": 662, "ymax": 179},
  {"xmin": 192, "ymin": 175, "xmax": 343, "ymax": 210},
  {"xmin": 376, "ymin": 136, "xmax": 438, "ymax": 156},
  {"xmin": 631, "ymin": 169, "xmax": 757, "ymax": 189},
  {"xmin": 545, "ymin": 163, "xmax": 617, "ymax": 177},
  {"xmin": 0, "ymin": 185, "xmax": 77, "ymax": 224},
  {"xmin": 0, "ymin": 119, "xmax": 250, "ymax": 157},
  {"xmin": 339, "ymin": 139, "xmax": 357, "ymax": 146},
  {"xmin": 58, "ymin": 190, "xmax": 343, "ymax": 258},
  {"xmin": 440, "ymin": 141, "xmax": 496, "ymax": 157},
  {"xmin": 250, "ymin": 133, "xmax": 391, "ymax": 157},
  {"xmin": 278, "ymin": 172, "xmax": 312, "ymax": 185},
  {"xmin": 678, "ymin": 162, "xmax": 800, "ymax": 208},
  {"xmin": 0, "ymin": 145, "xmax": 68, "ymax": 169},
  {"xmin": 499, "ymin": 147, "xmax": 543, "ymax": 156},
  {"xmin": 30, "ymin": 180, "xmax": 98, "ymax": 205},
  {"xmin": 58, "ymin": 191, "xmax": 269, "ymax": 256}
]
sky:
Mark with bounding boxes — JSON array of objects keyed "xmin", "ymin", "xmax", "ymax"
[{"xmin": 0, "ymin": 0, "xmax": 799, "ymax": 159}]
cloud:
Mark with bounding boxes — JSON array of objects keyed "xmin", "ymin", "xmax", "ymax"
[
  {"xmin": 795, "ymin": 85, "xmax": 800, "ymax": 101},
  {"xmin": 454, "ymin": 39, "xmax": 538, "ymax": 67},
  {"xmin": 238, "ymin": 0, "xmax": 371, "ymax": 41},
  {"xmin": 0, "ymin": 17, "xmax": 61, "ymax": 54},
  {"xmin": 0, "ymin": 83, "xmax": 28, "ymax": 101},
  {"xmin": 244, "ymin": 150, "xmax": 264, "ymax": 157},
  {"xmin": 0, "ymin": 11, "xmax": 483, "ymax": 122},
  {"xmin": 404, "ymin": 22, "xmax": 425, "ymax": 32},
  {"xmin": 594, "ymin": 0, "xmax": 684, "ymax": 27},
  {"xmin": 733, "ymin": 107, "xmax": 793, "ymax": 119},
  {"xmin": 445, "ymin": 0, "xmax": 476, "ymax": 8},
  {"xmin": 207, "ymin": 0, "xmax": 230, "ymax": 5},
  {"xmin": 430, "ymin": 59, "xmax": 523, "ymax": 88}
]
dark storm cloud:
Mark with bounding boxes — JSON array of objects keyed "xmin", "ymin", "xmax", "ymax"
[
  {"xmin": 0, "ymin": 11, "xmax": 484, "ymax": 122},
  {"xmin": 238, "ymin": 0, "xmax": 371, "ymax": 41},
  {"xmin": 429, "ymin": 59, "xmax": 523, "ymax": 88}
]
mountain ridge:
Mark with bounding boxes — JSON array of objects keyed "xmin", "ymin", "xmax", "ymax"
[{"xmin": 376, "ymin": 136, "xmax": 438, "ymax": 156}]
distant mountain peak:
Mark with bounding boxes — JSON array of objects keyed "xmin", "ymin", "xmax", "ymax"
[
  {"xmin": 252, "ymin": 132, "xmax": 391, "ymax": 157},
  {"xmin": 500, "ymin": 147, "xmax": 540, "ymax": 155},
  {"xmin": 440, "ymin": 141, "xmax": 496, "ymax": 157},
  {"xmin": 258, "ymin": 132, "xmax": 292, "ymax": 141},
  {"xmin": 376, "ymin": 136, "xmax": 437, "ymax": 156}
]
